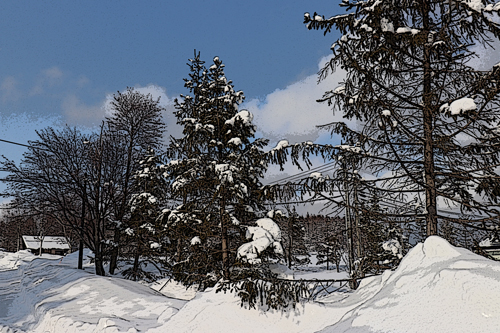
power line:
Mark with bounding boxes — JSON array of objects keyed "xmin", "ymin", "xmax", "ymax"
[
  {"xmin": 0, "ymin": 138, "xmax": 48, "ymax": 151},
  {"xmin": 267, "ymin": 160, "xmax": 339, "ymax": 185}
]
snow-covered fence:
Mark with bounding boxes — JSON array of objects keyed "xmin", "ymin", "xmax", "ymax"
[
  {"xmin": 291, "ymin": 278, "xmax": 352, "ymax": 300},
  {"xmin": 219, "ymin": 275, "xmax": 372, "ymax": 310}
]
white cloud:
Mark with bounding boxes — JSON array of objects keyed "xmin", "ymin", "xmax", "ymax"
[
  {"xmin": 76, "ymin": 75, "xmax": 90, "ymax": 88},
  {"xmin": 0, "ymin": 76, "xmax": 21, "ymax": 103},
  {"xmin": 61, "ymin": 94, "xmax": 106, "ymax": 126},
  {"xmin": 30, "ymin": 66, "xmax": 65, "ymax": 96},
  {"xmin": 244, "ymin": 55, "xmax": 347, "ymax": 144}
]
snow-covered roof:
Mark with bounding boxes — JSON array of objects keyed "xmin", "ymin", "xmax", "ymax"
[{"xmin": 22, "ymin": 236, "xmax": 70, "ymax": 250}]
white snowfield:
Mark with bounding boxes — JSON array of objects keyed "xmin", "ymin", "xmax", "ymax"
[{"xmin": 1, "ymin": 236, "xmax": 500, "ymax": 332}]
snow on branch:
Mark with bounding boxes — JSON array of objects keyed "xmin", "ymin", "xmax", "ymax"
[
  {"xmin": 237, "ymin": 218, "xmax": 283, "ymax": 265},
  {"xmin": 440, "ymin": 97, "xmax": 477, "ymax": 116}
]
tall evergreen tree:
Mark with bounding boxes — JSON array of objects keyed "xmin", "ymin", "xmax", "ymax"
[
  {"xmin": 304, "ymin": 0, "xmax": 500, "ymax": 236},
  {"xmin": 164, "ymin": 52, "xmax": 269, "ymax": 286}
]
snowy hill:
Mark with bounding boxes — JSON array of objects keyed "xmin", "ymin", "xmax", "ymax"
[
  {"xmin": 319, "ymin": 236, "xmax": 500, "ymax": 332},
  {"xmin": 1, "ymin": 236, "xmax": 500, "ymax": 332}
]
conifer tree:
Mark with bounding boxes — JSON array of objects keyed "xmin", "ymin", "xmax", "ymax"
[
  {"xmin": 163, "ymin": 52, "xmax": 269, "ymax": 286},
  {"xmin": 304, "ymin": 0, "xmax": 500, "ymax": 236},
  {"xmin": 122, "ymin": 148, "xmax": 168, "ymax": 281}
]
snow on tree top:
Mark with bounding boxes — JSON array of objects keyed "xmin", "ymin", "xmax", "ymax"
[
  {"xmin": 382, "ymin": 239, "xmax": 403, "ymax": 259},
  {"xmin": 309, "ymin": 172, "xmax": 329, "ymax": 182},
  {"xmin": 380, "ymin": 18, "xmax": 394, "ymax": 32},
  {"xmin": 333, "ymin": 86, "xmax": 345, "ymax": 95},
  {"xmin": 366, "ymin": 0, "xmax": 382, "ymax": 12},
  {"xmin": 266, "ymin": 210, "xmax": 283, "ymax": 218},
  {"xmin": 237, "ymin": 221, "xmax": 283, "ymax": 264},
  {"xmin": 396, "ymin": 27, "xmax": 420, "ymax": 34},
  {"xmin": 227, "ymin": 137, "xmax": 242, "ymax": 146},
  {"xmin": 150, "ymin": 242, "xmax": 161, "ymax": 249},
  {"xmin": 360, "ymin": 24, "xmax": 373, "ymax": 32},
  {"xmin": 336, "ymin": 144, "xmax": 361, "ymax": 153},
  {"xmin": 224, "ymin": 110, "xmax": 254, "ymax": 126}
]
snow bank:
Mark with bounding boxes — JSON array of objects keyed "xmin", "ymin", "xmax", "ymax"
[
  {"xmin": 0, "ymin": 250, "xmax": 186, "ymax": 333},
  {"xmin": 320, "ymin": 236, "xmax": 500, "ymax": 332},
  {"xmin": 2, "ymin": 236, "xmax": 500, "ymax": 332},
  {"xmin": 152, "ymin": 286, "xmax": 342, "ymax": 333}
]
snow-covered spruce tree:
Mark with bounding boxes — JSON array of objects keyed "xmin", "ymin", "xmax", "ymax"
[
  {"xmin": 122, "ymin": 148, "xmax": 168, "ymax": 281},
  {"xmin": 163, "ymin": 52, "xmax": 270, "ymax": 287},
  {"xmin": 303, "ymin": 0, "xmax": 500, "ymax": 236}
]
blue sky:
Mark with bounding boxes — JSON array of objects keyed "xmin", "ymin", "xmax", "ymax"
[
  {"xmin": 0, "ymin": 0, "xmax": 351, "ymax": 196},
  {"xmin": 0, "ymin": 1, "xmax": 340, "ymax": 115},
  {"xmin": 0, "ymin": 0, "xmax": 346, "ymax": 156}
]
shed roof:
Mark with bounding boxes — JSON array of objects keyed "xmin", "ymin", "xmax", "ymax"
[{"xmin": 22, "ymin": 236, "xmax": 70, "ymax": 250}]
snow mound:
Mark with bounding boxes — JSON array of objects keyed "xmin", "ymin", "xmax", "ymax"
[
  {"xmin": 0, "ymin": 250, "xmax": 186, "ymax": 332},
  {"xmin": 320, "ymin": 236, "xmax": 500, "ymax": 332},
  {"xmin": 152, "ymin": 286, "xmax": 338, "ymax": 333}
]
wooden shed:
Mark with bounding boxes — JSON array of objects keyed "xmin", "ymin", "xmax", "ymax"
[{"xmin": 22, "ymin": 236, "xmax": 71, "ymax": 255}]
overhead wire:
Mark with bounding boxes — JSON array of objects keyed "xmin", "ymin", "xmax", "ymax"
[{"xmin": 0, "ymin": 138, "xmax": 49, "ymax": 151}]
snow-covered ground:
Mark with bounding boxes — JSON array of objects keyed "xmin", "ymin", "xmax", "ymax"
[{"xmin": 1, "ymin": 236, "xmax": 500, "ymax": 332}]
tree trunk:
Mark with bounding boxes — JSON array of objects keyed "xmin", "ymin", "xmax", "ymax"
[
  {"xmin": 109, "ymin": 136, "xmax": 134, "ymax": 275},
  {"xmin": 288, "ymin": 216, "xmax": 293, "ymax": 269},
  {"xmin": 94, "ymin": 243, "xmax": 105, "ymax": 276},
  {"xmin": 343, "ymin": 161, "xmax": 356, "ymax": 278},
  {"xmin": 109, "ymin": 231, "xmax": 120, "ymax": 274},
  {"xmin": 176, "ymin": 238, "xmax": 182, "ymax": 263},
  {"xmin": 132, "ymin": 244, "xmax": 141, "ymax": 281},
  {"xmin": 220, "ymin": 197, "xmax": 230, "ymax": 280},
  {"xmin": 422, "ymin": 0, "xmax": 438, "ymax": 236},
  {"xmin": 79, "ymin": 182, "xmax": 86, "ymax": 270},
  {"xmin": 39, "ymin": 234, "xmax": 43, "ymax": 256}
]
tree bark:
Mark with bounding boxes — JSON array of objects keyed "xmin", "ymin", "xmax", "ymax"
[
  {"xmin": 78, "ymin": 180, "xmax": 86, "ymax": 270},
  {"xmin": 109, "ymin": 136, "xmax": 134, "ymax": 275},
  {"xmin": 132, "ymin": 244, "xmax": 141, "ymax": 281},
  {"xmin": 220, "ymin": 196, "xmax": 230, "ymax": 280},
  {"xmin": 422, "ymin": 0, "xmax": 438, "ymax": 236}
]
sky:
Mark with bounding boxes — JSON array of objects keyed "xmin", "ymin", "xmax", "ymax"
[
  {"xmin": 0, "ymin": 1, "xmax": 342, "ymax": 124},
  {"xmin": 0, "ymin": 0, "xmax": 499, "ymax": 207},
  {"xmin": 0, "ymin": 0, "xmax": 349, "ymax": 200}
]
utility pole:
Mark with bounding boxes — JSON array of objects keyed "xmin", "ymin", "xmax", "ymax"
[
  {"xmin": 342, "ymin": 156, "xmax": 357, "ymax": 289},
  {"xmin": 78, "ymin": 176, "xmax": 86, "ymax": 270}
]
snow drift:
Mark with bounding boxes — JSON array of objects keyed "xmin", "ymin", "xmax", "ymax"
[
  {"xmin": 319, "ymin": 236, "xmax": 500, "ymax": 332},
  {"xmin": 1, "ymin": 236, "xmax": 500, "ymax": 332}
]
